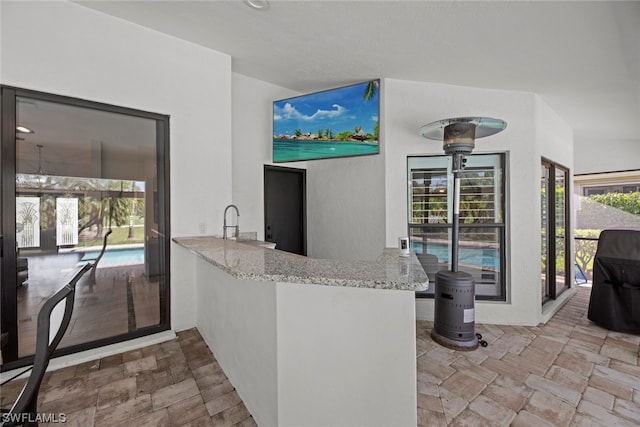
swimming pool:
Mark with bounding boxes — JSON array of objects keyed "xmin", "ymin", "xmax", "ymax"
[
  {"xmin": 79, "ymin": 247, "xmax": 144, "ymax": 267},
  {"xmin": 412, "ymin": 241, "xmax": 500, "ymax": 270}
]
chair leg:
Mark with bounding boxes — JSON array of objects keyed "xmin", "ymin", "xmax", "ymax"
[
  {"xmin": 89, "ymin": 264, "xmax": 98, "ymax": 285},
  {"xmin": 24, "ymin": 394, "xmax": 38, "ymax": 427}
]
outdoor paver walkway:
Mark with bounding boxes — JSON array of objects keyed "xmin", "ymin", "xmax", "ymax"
[
  {"xmin": 2, "ymin": 284, "xmax": 639, "ymax": 426},
  {"xmin": 417, "ymin": 285, "xmax": 640, "ymax": 426},
  {"xmin": 0, "ymin": 329, "xmax": 256, "ymax": 427}
]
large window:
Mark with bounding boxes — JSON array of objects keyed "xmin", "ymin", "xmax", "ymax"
[
  {"xmin": 408, "ymin": 153, "xmax": 506, "ymax": 300},
  {"xmin": 541, "ymin": 159, "xmax": 570, "ymax": 304},
  {"xmin": 1, "ymin": 87, "xmax": 170, "ymax": 369},
  {"xmin": 582, "ymin": 183, "xmax": 640, "ymax": 196},
  {"xmin": 574, "ymin": 171, "xmax": 640, "ymax": 282}
]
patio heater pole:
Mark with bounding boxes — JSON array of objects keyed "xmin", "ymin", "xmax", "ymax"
[
  {"xmin": 419, "ymin": 117, "xmax": 506, "ymax": 351},
  {"xmin": 451, "ymin": 152, "xmax": 463, "ymax": 272}
]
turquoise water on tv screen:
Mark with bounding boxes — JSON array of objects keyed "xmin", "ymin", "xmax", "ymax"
[{"xmin": 273, "ymin": 139, "xmax": 379, "ymax": 162}]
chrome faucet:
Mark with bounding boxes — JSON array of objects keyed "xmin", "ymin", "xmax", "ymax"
[{"xmin": 223, "ymin": 204, "xmax": 240, "ymax": 239}]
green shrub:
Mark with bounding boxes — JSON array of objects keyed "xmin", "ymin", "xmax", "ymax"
[
  {"xmin": 588, "ymin": 192, "xmax": 640, "ymax": 215},
  {"xmin": 574, "ymin": 229, "xmax": 601, "ymax": 279}
]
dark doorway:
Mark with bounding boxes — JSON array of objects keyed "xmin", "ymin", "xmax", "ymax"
[{"xmin": 264, "ymin": 165, "xmax": 306, "ymax": 256}]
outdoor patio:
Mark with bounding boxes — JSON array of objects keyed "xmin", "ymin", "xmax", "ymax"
[{"xmin": 2, "ymin": 283, "xmax": 639, "ymax": 426}]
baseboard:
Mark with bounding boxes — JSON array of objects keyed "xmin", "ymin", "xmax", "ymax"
[{"xmin": 0, "ymin": 330, "xmax": 176, "ymax": 382}]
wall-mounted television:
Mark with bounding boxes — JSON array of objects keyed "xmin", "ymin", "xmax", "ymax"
[{"xmin": 273, "ymin": 79, "xmax": 380, "ymax": 163}]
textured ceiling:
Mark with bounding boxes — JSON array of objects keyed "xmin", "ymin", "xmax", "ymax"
[{"xmin": 76, "ymin": 0, "xmax": 640, "ymax": 142}]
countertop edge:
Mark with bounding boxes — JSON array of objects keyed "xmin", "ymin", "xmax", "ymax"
[{"xmin": 172, "ymin": 236, "xmax": 428, "ymax": 291}]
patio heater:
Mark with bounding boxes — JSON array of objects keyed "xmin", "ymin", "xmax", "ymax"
[{"xmin": 419, "ymin": 117, "xmax": 506, "ymax": 350}]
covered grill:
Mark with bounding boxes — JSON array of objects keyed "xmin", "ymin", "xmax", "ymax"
[{"xmin": 587, "ymin": 228, "xmax": 640, "ymax": 334}]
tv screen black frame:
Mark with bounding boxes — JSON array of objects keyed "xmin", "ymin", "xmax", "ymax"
[{"xmin": 273, "ymin": 79, "xmax": 380, "ymax": 163}]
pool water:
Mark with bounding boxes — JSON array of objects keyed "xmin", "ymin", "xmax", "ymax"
[
  {"xmin": 412, "ymin": 242, "xmax": 499, "ymax": 270},
  {"xmin": 80, "ymin": 247, "xmax": 144, "ymax": 267}
]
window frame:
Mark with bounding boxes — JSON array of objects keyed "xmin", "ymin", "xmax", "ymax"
[
  {"xmin": 541, "ymin": 158, "xmax": 571, "ymax": 304},
  {"xmin": 407, "ymin": 152, "xmax": 507, "ymax": 301},
  {"xmin": 1, "ymin": 85, "xmax": 171, "ymax": 370}
]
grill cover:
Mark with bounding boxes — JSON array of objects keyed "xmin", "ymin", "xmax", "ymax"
[{"xmin": 587, "ymin": 228, "xmax": 640, "ymax": 334}]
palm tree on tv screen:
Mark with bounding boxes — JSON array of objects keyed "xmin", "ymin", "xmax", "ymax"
[{"xmin": 363, "ymin": 80, "xmax": 379, "ymax": 103}]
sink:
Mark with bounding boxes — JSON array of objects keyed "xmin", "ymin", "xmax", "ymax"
[
  {"xmin": 236, "ymin": 231, "xmax": 257, "ymax": 240},
  {"xmin": 228, "ymin": 231, "xmax": 275, "ymax": 249},
  {"xmin": 236, "ymin": 239, "xmax": 276, "ymax": 249}
]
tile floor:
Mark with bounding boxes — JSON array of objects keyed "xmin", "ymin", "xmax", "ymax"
[
  {"xmin": 2, "ymin": 284, "xmax": 639, "ymax": 426},
  {"xmin": 1, "ymin": 328, "xmax": 256, "ymax": 427},
  {"xmin": 416, "ymin": 285, "xmax": 640, "ymax": 426},
  {"xmin": 16, "ymin": 255, "xmax": 159, "ymax": 358}
]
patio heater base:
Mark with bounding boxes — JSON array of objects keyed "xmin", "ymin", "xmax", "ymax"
[{"xmin": 430, "ymin": 270, "xmax": 478, "ymax": 351}]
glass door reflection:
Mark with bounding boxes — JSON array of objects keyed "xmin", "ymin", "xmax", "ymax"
[{"xmin": 2, "ymin": 90, "xmax": 169, "ymax": 364}]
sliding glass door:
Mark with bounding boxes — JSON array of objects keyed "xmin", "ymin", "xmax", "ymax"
[
  {"xmin": 1, "ymin": 87, "xmax": 170, "ymax": 369},
  {"xmin": 541, "ymin": 158, "xmax": 570, "ymax": 305}
]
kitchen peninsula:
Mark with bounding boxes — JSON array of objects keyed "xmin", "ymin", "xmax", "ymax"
[{"xmin": 173, "ymin": 236, "xmax": 428, "ymax": 427}]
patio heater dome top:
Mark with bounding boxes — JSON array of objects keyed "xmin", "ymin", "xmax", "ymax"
[
  {"xmin": 420, "ymin": 117, "xmax": 507, "ymax": 155},
  {"xmin": 419, "ymin": 117, "xmax": 507, "ymax": 140}
]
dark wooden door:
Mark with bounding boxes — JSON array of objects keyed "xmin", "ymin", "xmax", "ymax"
[{"xmin": 264, "ymin": 165, "xmax": 306, "ymax": 256}]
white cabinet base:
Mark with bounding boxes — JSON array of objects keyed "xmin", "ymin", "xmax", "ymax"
[{"xmin": 195, "ymin": 256, "xmax": 418, "ymax": 427}]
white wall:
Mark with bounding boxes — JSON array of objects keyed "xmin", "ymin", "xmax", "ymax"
[
  {"xmin": 231, "ymin": 73, "xmax": 387, "ymax": 261},
  {"xmin": 231, "ymin": 73, "xmax": 299, "ymax": 240},
  {"xmin": 303, "ymin": 80, "xmax": 385, "ymax": 261},
  {"xmin": 1, "ymin": 1, "xmax": 581, "ymax": 337},
  {"xmin": 383, "ymin": 79, "xmax": 573, "ymax": 325},
  {"xmin": 574, "ymin": 138, "xmax": 640, "ymax": 175},
  {"xmin": 535, "ymin": 96, "xmax": 576, "ymax": 321},
  {"xmin": 233, "ymin": 75, "xmax": 576, "ymax": 325},
  {"xmin": 1, "ymin": 1, "xmax": 233, "ymax": 332},
  {"xmin": 306, "ymin": 153, "xmax": 386, "ymax": 260},
  {"xmin": 276, "ymin": 282, "xmax": 417, "ymax": 427},
  {"xmin": 195, "ymin": 256, "xmax": 278, "ymax": 427},
  {"xmin": 536, "ymin": 96, "xmax": 574, "ymax": 166}
]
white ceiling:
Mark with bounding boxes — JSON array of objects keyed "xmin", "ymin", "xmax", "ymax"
[{"xmin": 76, "ymin": 0, "xmax": 640, "ymax": 142}]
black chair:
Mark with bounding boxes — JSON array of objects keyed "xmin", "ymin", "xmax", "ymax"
[
  {"xmin": 85, "ymin": 229, "xmax": 112, "ymax": 285},
  {"xmin": 16, "ymin": 258, "xmax": 28, "ymax": 287},
  {"xmin": 587, "ymin": 228, "xmax": 640, "ymax": 334},
  {"xmin": 1, "ymin": 263, "xmax": 92, "ymax": 427}
]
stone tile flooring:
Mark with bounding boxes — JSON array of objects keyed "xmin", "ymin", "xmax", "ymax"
[
  {"xmin": 17, "ymin": 255, "xmax": 159, "ymax": 358},
  {"xmin": 2, "ymin": 284, "xmax": 639, "ymax": 426},
  {"xmin": 1, "ymin": 329, "xmax": 256, "ymax": 427},
  {"xmin": 416, "ymin": 285, "xmax": 640, "ymax": 426}
]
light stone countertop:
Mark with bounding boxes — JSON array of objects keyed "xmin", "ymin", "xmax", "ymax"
[{"xmin": 172, "ymin": 236, "xmax": 429, "ymax": 291}]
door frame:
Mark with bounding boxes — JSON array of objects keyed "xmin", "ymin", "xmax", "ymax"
[
  {"xmin": 263, "ymin": 164, "xmax": 307, "ymax": 256},
  {"xmin": 1, "ymin": 87, "xmax": 18, "ymax": 362},
  {"xmin": 541, "ymin": 157, "xmax": 571, "ymax": 305},
  {"xmin": 1, "ymin": 85, "xmax": 171, "ymax": 370}
]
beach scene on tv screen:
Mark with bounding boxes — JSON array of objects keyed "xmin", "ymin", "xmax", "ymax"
[{"xmin": 273, "ymin": 80, "xmax": 379, "ymax": 162}]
